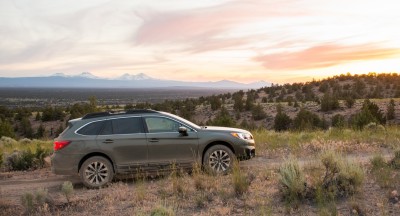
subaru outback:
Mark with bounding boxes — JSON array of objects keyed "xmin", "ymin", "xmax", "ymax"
[{"xmin": 52, "ymin": 110, "xmax": 255, "ymax": 188}]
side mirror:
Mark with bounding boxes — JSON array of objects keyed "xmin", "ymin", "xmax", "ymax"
[{"xmin": 178, "ymin": 126, "xmax": 188, "ymax": 136}]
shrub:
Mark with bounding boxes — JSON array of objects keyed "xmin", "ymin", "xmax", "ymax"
[
  {"xmin": 5, "ymin": 144, "xmax": 50, "ymax": 171},
  {"xmin": 21, "ymin": 192, "xmax": 34, "ymax": 213},
  {"xmin": 208, "ymin": 107, "xmax": 236, "ymax": 127},
  {"xmin": 371, "ymin": 154, "xmax": 387, "ymax": 169},
  {"xmin": 231, "ymin": 160, "xmax": 251, "ymax": 196},
  {"xmin": 320, "ymin": 92, "xmax": 339, "ymax": 111},
  {"xmin": 364, "ymin": 122, "xmax": 386, "ymax": 132},
  {"xmin": 370, "ymin": 154, "xmax": 393, "ymax": 188},
  {"xmin": 1, "ymin": 136, "xmax": 17, "ymax": 147},
  {"xmin": 61, "ymin": 181, "xmax": 74, "ymax": 202},
  {"xmin": 390, "ymin": 150, "xmax": 400, "ymax": 169},
  {"xmin": 331, "ymin": 114, "xmax": 345, "ymax": 128},
  {"xmin": 293, "ymin": 109, "xmax": 322, "ymax": 130},
  {"xmin": 0, "ymin": 120, "xmax": 15, "ymax": 138},
  {"xmin": 19, "ymin": 138, "xmax": 32, "ymax": 145},
  {"xmin": 352, "ymin": 99, "xmax": 386, "ymax": 130},
  {"xmin": 252, "ymin": 103, "xmax": 267, "ymax": 120},
  {"xmin": 345, "ymin": 97, "xmax": 355, "ymax": 108},
  {"xmin": 274, "ymin": 104, "xmax": 292, "ymax": 131},
  {"xmin": 279, "ymin": 157, "xmax": 306, "ymax": 205},
  {"xmin": 319, "ymin": 150, "xmax": 364, "ymax": 198},
  {"xmin": 34, "ymin": 188, "xmax": 49, "ymax": 206},
  {"xmin": 150, "ymin": 204, "xmax": 175, "ymax": 216},
  {"xmin": 386, "ymin": 99, "xmax": 395, "ymax": 120}
]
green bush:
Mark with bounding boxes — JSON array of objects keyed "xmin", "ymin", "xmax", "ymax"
[
  {"xmin": 319, "ymin": 150, "xmax": 364, "ymax": 198},
  {"xmin": 21, "ymin": 192, "xmax": 34, "ymax": 213},
  {"xmin": 390, "ymin": 150, "xmax": 400, "ymax": 169},
  {"xmin": 252, "ymin": 103, "xmax": 267, "ymax": 120},
  {"xmin": 150, "ymin": 204, "xmax": 175, "ymax": 216},
  {"xmin": 231, "ymin": 161, "xmax": 252, "ymax": 196},
  {"xmin": 1, "ymin": 136, "xmax": 17, "ymax": 147},
  {"xmin": 208, "ymin": 107, "xmax": 236, "ymax": 127},
  {"xmin": 370, "ymin": 154, "xmax": 393, "ymax": 188},
  {"xmin": 34, "ymin": 188, "xmax": 49, "ymax": 206},
  {"xmin": 331, "ymin": 114, "xmax": 345, "ymax": 128},
  {"xmin": 293, "ymin": 109, "xmax": 322, "ymax": 130},
  {"xmin": 274, "ymin": 104, "xmax": 292, "ymax": 131},
  {"xmin": 279, "ymin": 157, "xmax": 306, "ymax": 205},
  {"xmin": 320, "ymin": 92, "xmax": 339, "ymax": 111},
  {"xmin": 61, "ymin": 181, "xmax": 74, "ymax": 202},
  {"xmin": 5, "ymin": 144, "xmax": 50, "ymax": 171},
  {"xmin": 19, "ymin": 138, "xmax": 32, "ymax": 145},
  {"xmin": 352, "ymin": 99, "xmax": 385, "ymax": 130}
]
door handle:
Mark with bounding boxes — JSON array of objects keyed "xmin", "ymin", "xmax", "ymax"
[
  {"xmin": 149, "ymin": 138, "xmax": 159, "ymax": 143},
  {"xmin": 102, "ymin": 139, "xmax": 114, "ymax": 144}
]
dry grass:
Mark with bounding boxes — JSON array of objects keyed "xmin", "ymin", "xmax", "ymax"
[
  {"xmin": 253, "ymin": 126, "xmax": 400, "ymax": 156},
  {"xmin": 1, "ymin": 157, "xmax": 399, "ymax": 215},
  {"xmin": 1, "ymin": 128, "xmax": 400, "ymax": 215}
]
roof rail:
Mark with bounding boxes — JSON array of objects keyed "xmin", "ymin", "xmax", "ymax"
[
  {"xmin": 126, "ymin": 109, "xmax": 158, "ymax": 114},
  {"xmin": 81, "ymin": 109, "xmax": 158, "ymax": 119},
  {"xmin": 82, "ymin": 112, "xmax": 111, "ymax": 119}
]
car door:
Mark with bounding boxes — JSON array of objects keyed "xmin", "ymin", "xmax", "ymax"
[
  {"xmin": 96, "ymin": 117, "xmax": 148, "ymax": 173},
  {"xmin": 144, "ymin": 116, "xmax": 199, "ymax": 170}
]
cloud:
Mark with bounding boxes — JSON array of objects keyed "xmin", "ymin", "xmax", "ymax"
[
  {"xmin": 253, "ymin": 43, "xmax": 400, "ymax": 70},
  {"xmin": 134, "ymin": 0, "xmax": 301, "ymax": 45}
]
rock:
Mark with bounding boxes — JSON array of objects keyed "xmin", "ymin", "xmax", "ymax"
[{"xmin": 390, "ymin": 190, "xmax": 398, "ymax": 199}]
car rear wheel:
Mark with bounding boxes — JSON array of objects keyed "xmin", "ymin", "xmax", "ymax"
[
  {"xmin": 203, "ymin": 145, "xmax": 235, "ymax": 175},
  {"xmin": 80, "ymin": 156, "xmax": 114, "ymax": 188}
]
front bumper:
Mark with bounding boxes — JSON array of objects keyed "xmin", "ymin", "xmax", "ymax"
[{"xmin": 236, "ymin": 145, "xmax": 256, "ymax": 160}]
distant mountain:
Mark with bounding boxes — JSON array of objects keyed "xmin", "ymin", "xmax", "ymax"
[
  {"xmin": 117, "ymin": 73, "xmax": 152, "ymax": 81},
  {"xmin": 0, "ymin": 73, "xmax": 271, "ymax": 89}
]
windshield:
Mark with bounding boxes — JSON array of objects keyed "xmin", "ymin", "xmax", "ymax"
[{"xmin": 160, "ymin": 111, "xmax": 201, "ymax": 130}]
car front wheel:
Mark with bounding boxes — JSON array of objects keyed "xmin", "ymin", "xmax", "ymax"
[
  {"xmin": 80, "ymin": 156, "xmax": 114, "ymax": 188},
  {"xmin": 203, "ymin": 145, "xmax": 235, "ymax": 175}
]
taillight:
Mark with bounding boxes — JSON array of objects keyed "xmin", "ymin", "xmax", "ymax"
[{"xmin": 54, "ymin": 140, "xmax": 71, "ymax": 151}]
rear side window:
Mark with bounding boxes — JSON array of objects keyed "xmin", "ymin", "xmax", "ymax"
[
  {"xmin": 111, "ymin": 117, "xmax": 144, "ymax": 134},
  {"xmin": 99, "ymin": 120, "xmax": 113, "ymax": 135},
  {"xmin": 77, "ymin": 121, "xmax": 105, "ymax": 135}
]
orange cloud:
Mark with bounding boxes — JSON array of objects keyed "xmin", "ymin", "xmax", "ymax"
[{"xmin": 253, "ymin": 43, "xmax": 400, "ymax": 70}]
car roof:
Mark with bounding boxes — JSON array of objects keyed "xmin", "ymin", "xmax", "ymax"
[{"xmin": 81, "ymin": 109, "xmax": 160, "ymax": 120}]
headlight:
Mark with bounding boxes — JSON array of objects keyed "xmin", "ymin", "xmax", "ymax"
[{"xmin": 231, "ymin": 132, "xmax": 253, "ymax": 140}]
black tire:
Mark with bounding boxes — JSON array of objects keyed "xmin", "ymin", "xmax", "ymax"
[
  {"xmin": 203, "ymin": 145, "xmax": 235, "ymax": 175},
  {"xmin": 79, "ymin": 156, "xmax": 114, "ymax": 189}
]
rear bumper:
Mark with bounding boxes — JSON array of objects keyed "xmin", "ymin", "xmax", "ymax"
[{"xmin": 51, "ymin": 153, "xmax": 81, "ymax": 175}]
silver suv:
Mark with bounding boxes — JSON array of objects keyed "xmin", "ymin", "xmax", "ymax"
[{"xmin": 52, "ymin": 110, "xmax": 255, "ymax": 188}]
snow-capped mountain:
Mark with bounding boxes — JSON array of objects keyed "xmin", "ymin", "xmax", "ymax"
[
  {"xmin": 117, "ymin": 73, "xmax": 153, "ymax": 80},
  {"xmin": 75, "ymin": 72, "xmax": 100, "ymax": 79}
]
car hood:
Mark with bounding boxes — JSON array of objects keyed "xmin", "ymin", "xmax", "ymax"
[{"xmin": 200, "ymin": 126, "xmax": 250, "ymax": 134}]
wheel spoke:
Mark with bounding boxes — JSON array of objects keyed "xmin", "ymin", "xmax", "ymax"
[{"xmin": 208, "ymin": 149, "xmax": 232, "ymax": 173}]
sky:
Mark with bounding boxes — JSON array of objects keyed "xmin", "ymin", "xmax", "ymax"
[{"xmin": 0, "ymin": 0, "xmax": 399, "ymax": 84}]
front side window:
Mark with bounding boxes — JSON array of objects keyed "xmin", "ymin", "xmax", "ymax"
[{"xmin": 145, "ymin": 117, "xmax": 181, "ymax": 133}]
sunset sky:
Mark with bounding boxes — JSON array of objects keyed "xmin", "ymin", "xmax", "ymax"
[{"xmin": 0, "ymin": 0, "xmax": 399, "ymax": 84}]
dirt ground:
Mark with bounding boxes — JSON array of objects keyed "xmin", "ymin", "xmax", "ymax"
[{"xmin": 1, "ymin": 152, "xmax": 399, "ymax": 215}]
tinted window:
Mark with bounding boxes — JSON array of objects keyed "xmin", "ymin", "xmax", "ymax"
[
  {"xmin": 145, "ymin": 117, "xmax": 180, "ymax": 133},
  {"xmin": 99, "ymin": 120, "xmax": 113, "ymax": 135},
  {"xmin": 77, "ymin": 121, "xmax": 105, "ymax": 135},
  {"xmin": 112, "ymin": 117, "xmax": 144, "ymax": 134}
]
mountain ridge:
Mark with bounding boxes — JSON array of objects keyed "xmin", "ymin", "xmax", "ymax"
[{"xmin": 0, "ymin": 72, "xmax": 271, "ymax": 89}]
